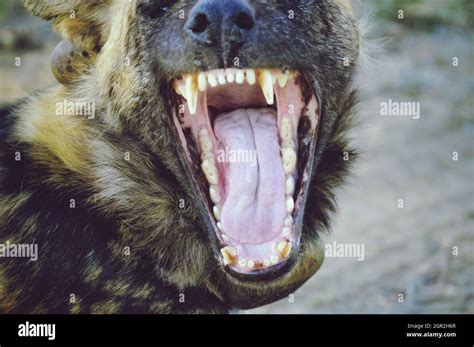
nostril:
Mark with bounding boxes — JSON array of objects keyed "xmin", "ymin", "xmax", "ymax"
[
  {"xmin": 190, "ymin": 13, "xmax": 209, "ymax": 34},
  {"xmin": 234, "ymin": 11, "xmax": 254, "ymax": 30}
]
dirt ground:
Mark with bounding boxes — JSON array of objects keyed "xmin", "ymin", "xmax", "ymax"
[
  {"xmin": 1, "ymin": 2, "xmax": 472, "ymax": 314},
  {"xmin": 250, "ymin": 17, "xmax": 474, "ymax": 314}
]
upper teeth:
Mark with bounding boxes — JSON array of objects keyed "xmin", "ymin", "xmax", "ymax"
[{"xmin": 174, "ymin": 69, "xmax": 292, "ymax": 114}]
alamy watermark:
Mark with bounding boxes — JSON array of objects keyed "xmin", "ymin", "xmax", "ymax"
[
  {"xmin": 380, "ymin": 99, "xmax": 420, "ymax": 119},
  {"xmin": 325, "ymin": 241, "xmax": 365, "ymax": 261},
  {"xmin": 55, "ymin": 98, "xmax": 95, "ymax": 119},
  {"xmin": 216, "ymin": 147, "xmax": 257, "ymax": 165},
  {"xmin": 0, "ymin": 241, "xmax": 38, "ymax": 261}
]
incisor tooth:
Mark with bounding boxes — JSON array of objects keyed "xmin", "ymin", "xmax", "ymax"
[
  {"xmin": 199, "ymin": 129, "xmax": 213, "ymax": 152},
  {"xmin": 277, "ymin": 71, "xmax": 289, "ymax": 88},
  {"xmin": 281, "ymin": 148, "xmax": 297, "ymax": 174},
  {"xmin": 218, "ymin": 74, "xmax": 226, "ymax": 85},
  {"xmin": 258, "ymin": 69, "xmax": 274, "ymax": 105},
  {"xmin": 185, "ymin": 74, "xmax": 198, "ymax": 114},
  {"xmin": 209, "ymin": 186, "xmax": 221, "ymax": 204},
  {"xmin": 286, "ymin": 176, "xmax": 295, "ymax": 195},
  {"xmin": 246, "ymin": 69, "xmax": 256, "ymax": 85},
  {"xmin": 208, "ymin": 74, "xmax": 218, "ymax": 87},
  {"xmin": 235, "ymin": 70, "xmax": 244, "ymax": 84},
  {"xmin": 276, "ymin": 241, "xmax": 292, "ymax": 258},
  {"xmin": 201, "ymin": 159, "xmax": 219, "ymax": 185},
  {"xmin": 286, "ymin": 197, "xmax": 294, "ymax": 214},
  {"xmin": 226, "ymin": 72, "xmax": 235, "ymax": 83},
  {"xmin": 198, "ymin": 72, "xmax": 207, "ymax": 92},
  {"xmin": 213, "ymin": 205, "xmax": 221, "ymax": 220}
]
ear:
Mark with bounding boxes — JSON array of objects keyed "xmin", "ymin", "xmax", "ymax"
[{"xmin": 23, "ymin": 0, "xmax": 112, "ymax": 84}]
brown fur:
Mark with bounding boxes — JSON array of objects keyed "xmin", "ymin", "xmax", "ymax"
[{"xmin": 0, "ymin": 0, "xmax": 360, "ymax": 313}]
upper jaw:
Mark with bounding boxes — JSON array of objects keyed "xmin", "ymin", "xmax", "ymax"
[{"xmin": 168, "ymin": 66, "xmax": 321, "ymax": 280}]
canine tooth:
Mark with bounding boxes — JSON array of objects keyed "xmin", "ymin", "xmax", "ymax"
[
  {"xmin": 175, "ymin": 83, "xmax": 186, "ymax": 97},
  {"xmin": 199, "ymin": 129, "xmax": 213, "ymax": 152},
  {"xmin": 280, "ymin": 118, "xmax": 292, "ymax": 141},
  {"xmin": 286, "ymin": 176, "xmax": 295, "ymax": 196},
  {"xmin": 270, "ymin": 256, "xmax": 278, "ymax": 264},
  {"xmin": 218, "ymin": 74, "xmax": 226, "ymax": 85},
  {"xmin": 238, "ymin": 259, "xmax": 247, "ymax": 267},
  {"xmin": 258, "ymin": 69, "xmax": 274, "ymax": 105},
  {"xmin": 284, "ymin": 215, "xmax": 293, "ymax": 226},
  {"xmin": 235, "ymin": 70, "xmax": 244, "ymax": 84},
  {"xmin": 226, "ymin": 72, "xmax": 235, "ymax": 83},
  {"xmin": 277, "ymin": 71, "xmax": 289, "ymax": 88},
  {"xmin": 286, "ymin": 197, "xmax": 295, "ymax": 214},
  {"xmin": 221, "ymin": 247, "xmax": 236, "ymax": 264},
  {"xmin": 247, "ymin": 260, "xmax": 255, "ymax": 268},
  {"xmin": 276, "ymin": 241, "xmax": 292, "ymax": 258},
  {"xmin": 201, "ymin": 159, "xmax": 219, "ymax": 185},
  {"xmin": 208, "ymin": 73, "xmax": 218, "ymax": 87},
  {"xmin": 245, "ymin": 69, "xmax": 256, "ymax": 85},
  {"xmin": 282, "ymin": 227, "xmax": 292, "ymax": 238},
  {"xmin": 185, "ymin": 74, "xmax": 198, "ymax": 114},
  {"xmin": 213, "ymin": 205, "xmax": 221, "ymax": 220},
  {"xmin": 209, "ymin": 186, "xmax": 221, "ymax": 204},
  {"xmin": 198, "ymin": 72, "xmax": 207, "ymax": 92},
  {"xmin": 281, "ymin": 148, "xmax": 297, "ymax": 174}
]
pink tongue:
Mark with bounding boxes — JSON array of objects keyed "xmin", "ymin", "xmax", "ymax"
[{"xmin": 214, "ymin": 108, "xmax": 286, "ymax": 244}]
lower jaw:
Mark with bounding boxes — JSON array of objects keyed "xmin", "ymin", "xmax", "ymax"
[{"xmin": 170, "ymin": 68, "xmax": 320, "ymax": 276}]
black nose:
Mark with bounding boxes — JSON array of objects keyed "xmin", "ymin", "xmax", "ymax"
[{"xmin": 186, "ymin": 0, "xmax": 255, "ymax": 46}]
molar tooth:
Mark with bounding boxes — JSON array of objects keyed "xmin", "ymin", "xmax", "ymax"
[
  {"xmin": 276, "ymin": 241, "xmax": 292, "ymax": 258},
  {"xmin": 199, "ymin": 128, "xmax": 213, "ymax": 152},
  {"xmin": 201, "ymin": 159, "xmax": 219, "ymax": 185},
  {"xmin": 263, "ymin": 258, "xmax": 270, "ymax": 266},
  {"xmin": 277, "ymin": 71, "xmax": 289, "ymax": 88},
  {"xmin": 213, "ymin": 205, "xmax": 221, "ymax": 221},
  {"xmin": 280, "ymin": 117, "xmax": 292, "ymax": 141},
  {"xmin": 247, "ymin": 260, "xmax": 255, "ymax": 268},
  {"xmin": 200, "ymin": 151, "xmax": 215, "ymax": 163},
  {"xmin": 270, "ymin": 256, "xmax": 278, "ymax": 264},
  {"xmin": 184, "ymin": 74, "xmax": 198, "ymax": 114},
  {"xmin": 245, "ymin": 69, "xmax": 256, "ymax": 85},
  {"xmin": 198, "ymin": 72, "xmax": 207, "ymax": 92},
  {"xmin": 217, "ymin": 222, "xmax": 224, "ymax": 232},
  {"xmin": 285, "ymin": 176, "xmax": 295, "ymax": 196},
  {"xmin": 209, "ymin": 186, "xmax": 221, "ymax": 204},
  {"xmin": 281, "ymin": 148, "xmax": 297, "ymax": 174},
  {"xmin": 235, "ymin": 70, "xmax": 244, "ymax": 84},
  {"xmin": 282, "ymin": 227, "xmax": 292, "ymax": 238},
  {"xmin": 284, "ymin": 215, "xmax": 293, "ymax": 227},
  {"xmin": 218, "ymin": 74, "xmax": 226, "ymax": 85},
  {"xmin": 258, "ymin": 69, "xmax": 274, "ymax": 105},
  {"xmin": 208, "ymin": 73, "xmax": 218, "ymax": 87},
  {"xmin": 286, "ymin": 196, "xmax": 295, "ymax": 214}
]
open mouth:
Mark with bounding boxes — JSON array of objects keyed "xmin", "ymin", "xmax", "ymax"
[{"xmin": 170, "ymin": 68, "xmax": 319, "ymax": 276}]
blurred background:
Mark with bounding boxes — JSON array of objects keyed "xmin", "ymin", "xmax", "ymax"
[{"xmin": 0, "ymin": 1, "xmax": 473, "ymax": 313}]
